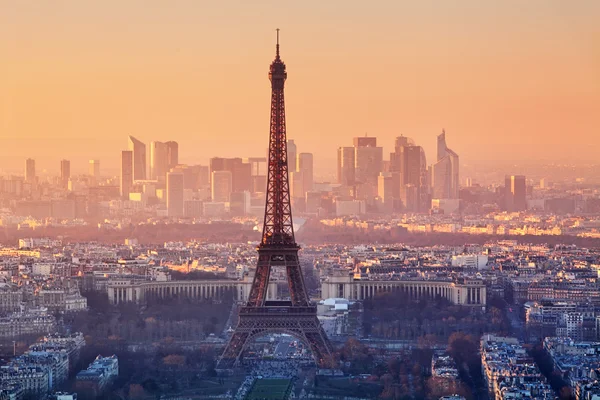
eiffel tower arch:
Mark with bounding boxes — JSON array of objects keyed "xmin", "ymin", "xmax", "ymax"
[{"xmin": 217, "ymin": 31, "xmax": 334, "ymax": 370}]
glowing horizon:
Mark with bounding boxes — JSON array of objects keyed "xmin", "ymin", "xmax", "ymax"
[{"xmin": 1, "ymin": 0, "xmax": 598, "ymax": 175}]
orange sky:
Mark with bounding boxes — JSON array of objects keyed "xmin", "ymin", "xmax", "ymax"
[{"xmin": 0, "ymin": 0, "xmax": 598, "ymax": 176}]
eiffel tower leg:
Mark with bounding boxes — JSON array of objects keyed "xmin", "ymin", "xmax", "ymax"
[
  {"xmin": 217, "ymin": 331, "xmax": 250, "ymax": 370},
  {"xmin": 302, "ymin": 317, "xmax": 335, "ymax": 368}
]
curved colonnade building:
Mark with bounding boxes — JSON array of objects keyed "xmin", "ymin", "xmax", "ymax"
[
  {"xmin": 108, "ymin": 278, "xmax": 278, "ymax": 305},
  {"xmin": 108, "ymin": 275, "xmax": 485, "ymax": 308},
  {"xmin": 321, "ymin": 275, "xmax": 486, "ymax": 307}
]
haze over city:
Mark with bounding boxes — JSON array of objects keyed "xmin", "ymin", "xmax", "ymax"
[
  {"xmin": 3, "ymin": 2, "xmax": 600, "ymax": 400},
  {"xmin": 1, "ymin": 0, "xmax": 599, "ymax": 175}
]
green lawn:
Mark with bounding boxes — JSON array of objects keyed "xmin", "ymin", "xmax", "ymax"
[{"xmin": 246, "ymin": 378, "xmax": 293, "ymax": 400}]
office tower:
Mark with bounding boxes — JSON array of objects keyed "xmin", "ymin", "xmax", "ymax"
[
  {"xmin": 150, "ymin": 141, "xmax": 167, "ymax": 181},
  {"xmin": 151, "ymin": 140, "xmax": 179, "ymax": 182},
  {"xmin": 166, "ymin": 141, "xmax": 179, "ymax": 170},
  {"xmin": 166, "ymin": 172, "xmax": 184, "ymax": 217},
  {"xmin": 25, "ymin": 158, "xmax": 36, "ymax": 183},
  {"xmin": 128, "ymin": 135, "xmax": 147, "ymax": 181},
  {"xmin": 244, "ymin": 157, "xmax": 267, "ymax": 194},
  {"xmin": 120, "ymin": 150, "xmax": 133, "ymax": 198},
  {"xmin": 209, "ymin": 157, "xmax": 252, "ymax": 193},
  {"xmin": 60, "ymin": 160, "xmax": 70, "ymax": 188},
  {"xmin": 89, "ymin": 160, "xmax": 100, "ymax": 186},
  {"xmin": 287, "ymin": 139, "xmax": 297, "ymax": 173},
  {"xmin": 353, "ymin": 136, "xmax": 383, "ymax": 198},
  {"xmin": 211, "ymin": 170, "xmax": 233, "ymax": 202},
  {"xmin": 377, "ymin": 172, "xmax": 394, "ymax": 213},
  {"xmin": 296, "ymin": 153, "xmax": 313, "ymax": 195},
  {"xmin": 505, "ymin": 175, "xmax": 527, "ymax": 212},
  {"xmin": 290, "ymin": 171, "xmax": 304, "ymax": 200},
  {"xmin": 337, "ymin": 147, "xmax": 355, "ymax": 186},
  {"xmin": 430, "ymin": 130, "xmax": 459, "ymax": 199},
  {"xmin": 389, "ymin": 136, "xmax": 427, "ymax": 212}
]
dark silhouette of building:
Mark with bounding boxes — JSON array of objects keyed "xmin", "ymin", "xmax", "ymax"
[{"xmin": 505, "ymin": 175, "xmax": 526, "ymax": 211}]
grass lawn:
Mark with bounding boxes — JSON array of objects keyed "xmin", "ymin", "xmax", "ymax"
[{"xmin": 246, "ymin": 378, "xmax": 293, "ymax": 400}]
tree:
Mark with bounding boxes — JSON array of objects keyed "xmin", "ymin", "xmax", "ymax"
[
  {"xmin": 128, "ymin": 384, "xmax": 146, "ymax": 399},
  {"xmin": 163, "ymin": 354, "xmax": 186, "ymax": 366}
]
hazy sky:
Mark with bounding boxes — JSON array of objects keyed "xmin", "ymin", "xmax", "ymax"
[{"xmin": 1, "ymin": 0, "xmax": 598, "ymax": 176}]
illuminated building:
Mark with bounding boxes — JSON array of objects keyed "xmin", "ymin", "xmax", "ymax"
[
  {"xmin": 128, "ymin": 136, "xmax": 146, "ymax": 181},
  {"xmin": 430, "ymin": 130, "xmax": 459, "ymax": 200}
]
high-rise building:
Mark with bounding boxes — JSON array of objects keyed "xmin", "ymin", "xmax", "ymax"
[
  {"xmin": 290, "ymin": 171, "xmax": 304, "ymax": 200},
  {"xmin": 505, "ymin": 175, "xmax": 527, "ymax": 212},
  {"xmin": 430, "ymin": 130, "xmax": 459, "ymax": 200},
  {"xmin": 211, "ymin": 170, "xmax": 233, "ymax": 202},
  {"xmin": 377, "ymin": 172, "xmax": 394, "ymax": 213},
  {"xmin": 151, "ymin": 140, "xmax": 179, "ymax": 182},
  {"xmin": 166, "ymin": 141, "xmax": 179, "ymax": 170},
  {"xmin": 390, "ymin": 136, "xmax": 427, "ymax": 211},
  {"xmin": 390, "ymin": 136, "xmax": 429, "ymax": 211},
  {"xmin": 150, "ymin": 141, "xmax": 167, "ymax": 181},
  {"xmin": 128, "ymin": 136, "xmax": 147, "ymax": 181},
  {"xmin": 337, "ymin": 147, "xmax": 355, "ymax": 186},
  {"xmin": 209, "ymin": 157, "xmax": 252, "ymax": 193},
  {"xmin": 244, "ymin": 157, "xmax": 267, "ymax": 194},
  {"xmin": 25, "ymin": 158, "xmax": 36, "ymax": 184},
  {"xmin": 89, "ymin": 160, "xmax": 100, "ymax": 186},
  {"xmin": 60, "ymin": 160, "xmax": 70, "ymax": 188},
  {"xmin": 296, "ymin": 153, "xmax": 313, "ymax": 195},
  {"xmin": 120, "ymin": 151, "xmax": 133, "ymax": 198},
  {"xmin": 353, "ymin": 136, "xmax": 383, "ymax": 199},
  {"xmin": 287, "ymin": 139, "xmax": 297, "ymax": 173},
  {"xmin": 166, "ymin": 172, "xmax": 184, "ymax": 217}
]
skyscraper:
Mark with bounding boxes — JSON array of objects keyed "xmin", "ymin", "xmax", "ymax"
[
  {"xmin": 151, "ymin": 140, "xmax": 179, "ymax": 182},
  {"xmin": 150, "ymin": 141, "xmax": 168, "ymax": 181},
  {"xmin": 60, "ymin": 160, "xmax": 70, "ymax": 188},
  {"xmin": 287, "ymin": 139, "xmax": 297, "ymax": 173},
  {"xmin": 166, "ymin": 141, "xmax": 179, "ymax": 170},
  {"xmin": 89, "ymin": 160, "xmax": 100, "ymax": 186},
  {"xmin": 353, "ymin": 136, "xmax": 383, "ymax": 199},
  {"xmin": 505, "ymin": 175, "xmax": 527, "ymax": 212},
  {"xmin": 209, "ymin": 157, "xmax": 252, "ymax": 193},
  {"xmin": 211, "ymin": 170, "xmax": 233, "ymax": 202},
  {"xmin": 390, "ymin": 136, "xmax": 427, "ymax": 211},
  {"xmin": 128, "ymin": 136, "xmax": 147, "ymax": 181},
  {"xmin": 337, "ymin": 147, "xmax": 355, "ymax": 187},
  {"xmin": 120, "ymin": 150, "xmax": 133, "ymax": 198},
  {"xmin": 166, "ymin": 171, "xmax": 184, "ymax": 217},
  {"xmin": 289, "ymin": 171, "xmax": 304, "ymax": 200},
  {"xmin": 296, "ymin": 153, "xmax": 313, "ymax": 195},
  {"xmin": 25, "ymin": 158, "xmax": 36, "ymax": 184},
  {"xmin": 430, "ymin": 130, "xmax": 459, "ymax": 200},
  {"xmin": 377, "ymin": 172, "xmax": 394, "ymax": 213}
]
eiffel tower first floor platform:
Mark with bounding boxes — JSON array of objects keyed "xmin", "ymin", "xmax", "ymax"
[{"xmin": 216, "ymin": 302, "xmax": 334, "ymax": 370}]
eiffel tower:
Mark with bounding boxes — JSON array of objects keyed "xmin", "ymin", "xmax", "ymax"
[{"xmin": 217, "ymin": 30, "xmax": 334, "ymax": 370}]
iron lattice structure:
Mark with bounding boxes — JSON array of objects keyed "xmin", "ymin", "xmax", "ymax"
[{"xmin": 217, "ymin": 31, "xmax": 333, "ymax": 370}]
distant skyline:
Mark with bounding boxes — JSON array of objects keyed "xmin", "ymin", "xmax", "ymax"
[{"xmin": 1, "ymin": 1, "xmax": 598, "ymax": 175}]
